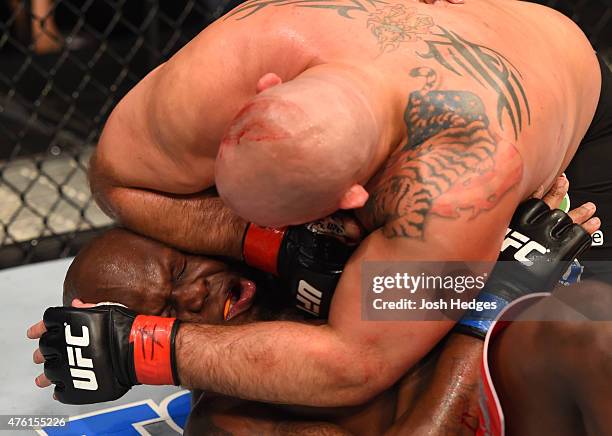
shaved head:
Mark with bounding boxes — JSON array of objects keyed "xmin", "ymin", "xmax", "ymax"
[
  {"xmin": 215, "ymin": 67, "xmax": 381, "ymax": 227},
  {"xmin": 63, "ymin": 228, "xmax": 298, "ymax": 323}
]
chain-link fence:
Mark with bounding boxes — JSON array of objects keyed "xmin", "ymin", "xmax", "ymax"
[
  {"xmin": 0, "ymin": 0, "xmax": 243, "ymax": 268},
  {"xmin": 0, "ymin": 0, "xmax": 611, "ymax": 269}
]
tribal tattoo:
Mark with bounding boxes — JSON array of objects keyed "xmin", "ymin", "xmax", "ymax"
[
  {"xmin": 227, "ymin": 0, "xmax": 435, "ymax": 52},
  {"xmin": 226, "ymin": 0, "xmax": 387, "ymax": 20},
  {"xmin": 227, "ymin": 1, "xmax": 529, "ymax": 135},
  {"xmin": 362, "ymin": 67, "xmax": 522, "ymax": 239},
  {"xmin": 418, "ymin": 27, "xmax": 530, "ymax": 139}
]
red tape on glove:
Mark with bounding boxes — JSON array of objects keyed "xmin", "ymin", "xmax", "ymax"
[
  {"xmin": 242, "ymin": 224, "xmax": 286, "ymax": 275},
  {"xmin": 130, "ymin": 315, "xmax": 177, "ymax": 385}
]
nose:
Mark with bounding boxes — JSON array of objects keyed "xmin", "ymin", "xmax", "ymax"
[{"xmin": 173, "ymin": 278, "xmax": 209, "ymax": 314}]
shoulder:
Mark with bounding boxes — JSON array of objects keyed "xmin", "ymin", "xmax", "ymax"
[
  {"xmin": 519, "ymin": 2, "xmax": 598, "ymax": 80},
  {"xmin": 187, "ymin": 11, "xmax": 318, "ymax": 80}
]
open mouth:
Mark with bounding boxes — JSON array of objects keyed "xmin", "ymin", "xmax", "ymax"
[{"xmin": 223, "ymin": 279, "xmax": 257, "ymax": 321}]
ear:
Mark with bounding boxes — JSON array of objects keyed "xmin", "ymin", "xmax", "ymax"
[
  {"xmin": 339, "ymin": 184, "xmax": 369, "ymax": 210},
  {"xmin": 256, "ymin": 73, "xmax": 283, "ymax": 94}
]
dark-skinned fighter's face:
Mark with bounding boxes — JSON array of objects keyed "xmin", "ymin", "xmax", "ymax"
[{"xmin": 63, "ymin": 229, "xmax": 257, "ymax": 324}]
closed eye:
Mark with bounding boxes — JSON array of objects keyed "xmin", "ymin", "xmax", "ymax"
[{"xmin": 175, "ymin": 258, "xmax": 187, "ymax": 283}]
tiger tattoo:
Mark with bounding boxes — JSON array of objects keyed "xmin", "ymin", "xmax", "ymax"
[{"xmin": 363, "ymin": 67, "xmax": 522, "ymax": 239}]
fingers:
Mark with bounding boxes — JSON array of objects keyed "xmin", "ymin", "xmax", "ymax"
[
  {"xmin": 568, "ymin": 202, "xmax": 596, "ymax": 225},
  {"xmin": 35, "ymin": 373, "xmax": 52, "ymax": 388},
  {"xmin": 32, "ymin": 339, "xmax": 51, "ymax": 389},
  {"xmin": 581, "ymin": 217, "xmax": 601, "ymax": 235},
  {"xmin": 72, "ymin": 298, "xmax": 96, "ymax": 309},
  {"xmin": 567, "ymin": 202, "xmax": 600, "ymax": 235},
  {"xmin": 337, "ymin": 215, "xmax": 363, "ymax": 243},
  {"xmin": 541, "ymin": 176, "xmax": 569, "ymax": 210},
  {"xmin": 530, "ymin": 184, "xmax": 546, "ymax": 200},
  {"xmin": 30, "ymin": 319, "xmax": 52, "ymax": 389},
  {"xmin": 33, "ymin": 348, "xmax": 44, "ymax": 364},
  {"xmin": 27, "ymin": 320, "xmax": 46, "ymax": 339}
]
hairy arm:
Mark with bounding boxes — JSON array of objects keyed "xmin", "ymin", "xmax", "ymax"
[
  {"xmin": 173, "ymin": 193, "xmax": 513, "ymax": 406},
  {"xmin": 90, "ymin": 156, "xmax": 247, "ymax": 257}
]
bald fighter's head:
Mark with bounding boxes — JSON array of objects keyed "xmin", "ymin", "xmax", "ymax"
[{"xmin": 215, "ymin": 66, "xmax": 383, "ymax": 227}]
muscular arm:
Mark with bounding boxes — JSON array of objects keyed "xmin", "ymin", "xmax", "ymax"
[
  {"xmin": 174, "ymin": 102, "xmax": 524, "ymax": 406},
  {"xmin": 90, "ymin": 24, "xmax": 252, "ymax": 253},
  {"xmin": 90, "ymin": 156, "xmax": 247, "ymax": 257},
  {"xmin": 174, "ymin": 195, "xmax": 515, "ymax": 406}
]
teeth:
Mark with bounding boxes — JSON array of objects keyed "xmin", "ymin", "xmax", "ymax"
[
  {"xmin": 224, "ymin": 286, "xmax": 242, "ymax": 320},
  {"xmin": 224, "ymin": 296, "xmax": 232, "ymax": 320}
]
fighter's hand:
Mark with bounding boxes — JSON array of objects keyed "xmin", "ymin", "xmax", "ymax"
[
  {"xmin": 304, "ymin": 212, "xmax": 363, "ymax": 245},
  {"xmin": 457, "ymin": 175, "xmax": 596, "ymax": 339},
  {"xmin": 28, "ymin": 300, "xmax": 180, "ymax": 404},
  {"xmin": 534, "ymin": 175, "xmax": 600, "ymax": 235},
  {"xmin": 29, "ymin": 299, "xmax": 95, "ymax": 391},
  {"xmin": 243, "ymin": 213, "xmax": 361, "ymax": 318}
]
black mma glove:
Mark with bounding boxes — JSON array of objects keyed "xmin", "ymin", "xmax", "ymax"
[
  {"xmin": 39, "ymin": 304, "xmax": 180, "ymax": 404},
  {"xmin": 457, "ymin": 198, "xmax": 592, "ymax": 339},
  {"xmin": 242, "ymin": 216, "xmax": 358, "ymax": 318}
]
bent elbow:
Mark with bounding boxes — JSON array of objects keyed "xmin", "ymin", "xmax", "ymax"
[
  {"xmin": 87, "ymin": 151, "xmax": 123, "ymax": 220},
  {"xmin": 323, "ymin": 350, "xmax": 393, "ymax": 406}
]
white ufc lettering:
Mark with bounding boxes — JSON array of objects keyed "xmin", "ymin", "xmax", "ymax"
[
  {"xmin": 65, "ymin": 325, "xmax": 90, "ymax": 347},
  {"xmin": 501, "ymin": 230, "xmax": 547, "ymax": 266},
  {"xmin": 69, "ymin": 368, "xmax": 98, "ymax": 390},
  {"xmin": 65, "ymin": 324, "xmax": 98, "ymax": 391},
  {"xmin": 296, "ymin": 281, "xmax": 322, "ymax": 316}
]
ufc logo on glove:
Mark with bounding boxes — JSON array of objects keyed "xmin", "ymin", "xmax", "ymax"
[
  {"xmin": 501, "ymin": 229, "xmax": 548, "ymax": 265},
  {"xmin": 65, "ymin": 324, "xmax": 98, "ymax": 391}
]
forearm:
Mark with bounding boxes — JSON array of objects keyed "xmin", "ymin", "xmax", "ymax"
[
  {"xmin": 176, "ymin": 321, "xmax": 383, "ymax": 407},
  {"xmin": 90, "ymin": 157, "xmax": 246, "ymax": 257},
  {"xmin": 96, "ymin": 184, "xmax": 245, "ymax": 257},
  {"xmin": 386, "ymin": 333, "xmax": 482, "ymax": 436}
]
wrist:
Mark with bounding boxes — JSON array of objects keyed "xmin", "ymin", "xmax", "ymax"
[
  {"xmin": 229, "ymin": 220, "xmax": 249, "ymax": 260},
  {"xmin": 455, "ymin": 292, "xmax": 509, "ymax": 340},
  {"xmin": 129, "ymin": 315, "xmax": 180, "ymax": 385},
  {"xmin": 174, "ymin": 323, "xmax": 200, "ymax": 390},
  {"xmin": 242, "ymin": 223, "xmax": 287, "ymax": 274}
]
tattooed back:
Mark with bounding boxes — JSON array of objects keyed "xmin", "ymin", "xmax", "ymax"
[
  {"xmin": 215, "ymin": 0, "xmax": 600, "ymax": 197},
  {"xmin": 94, "ymin": 0, "xmax": 601, "ymax": 240}
]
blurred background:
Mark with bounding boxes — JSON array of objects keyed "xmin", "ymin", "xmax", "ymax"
[{"xmin": 0, "ymin": 0, "xmax": 610, "ymax": 269}]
